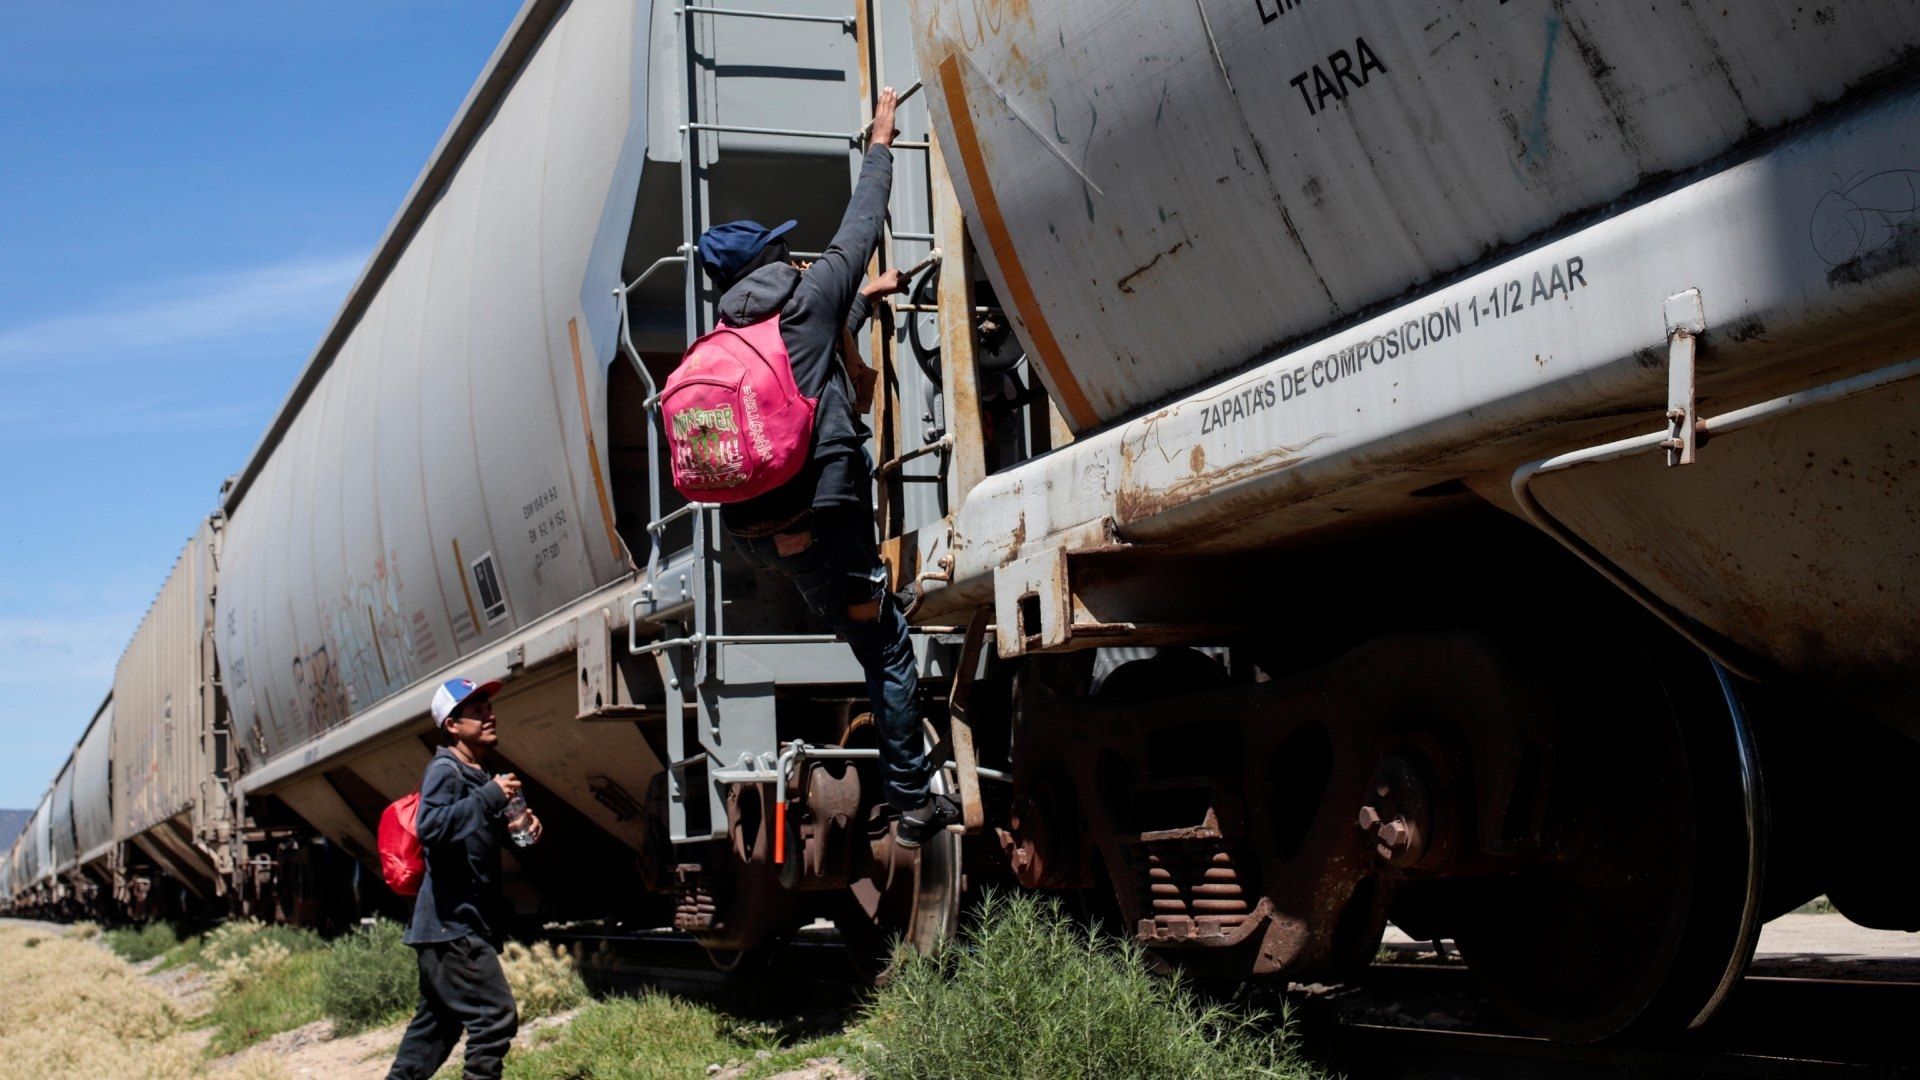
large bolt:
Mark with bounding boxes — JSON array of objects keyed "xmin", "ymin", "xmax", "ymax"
[
  {"xmin": 1376, "ymin": 818, "xmax": 1411, "ymax": 856},
  {"xmin": 1356, "ymin": 805, "xmax": 1382, "ymax": 831}
]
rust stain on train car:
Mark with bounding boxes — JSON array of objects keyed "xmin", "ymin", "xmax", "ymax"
[
  {"xmin": 569, "ymin": 319, "xmax": 628, "ymax": 565},
  {"xmin": 1117, "ymin": 241, "xmax": 1188, "ymax": 294}
]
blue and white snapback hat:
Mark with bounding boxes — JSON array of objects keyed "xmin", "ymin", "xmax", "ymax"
[{"xmin": 431, "ymin": 676, "xmax": 504, "ymax": 728}]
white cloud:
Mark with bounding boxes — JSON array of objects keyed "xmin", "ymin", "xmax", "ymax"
[
  {"xmin": 0, "ymin": 252, "xmax": 364, "ymax": 367},
  {"xmin": 0, "ymin": 392, "xmax": 269, "ymax": 442}
]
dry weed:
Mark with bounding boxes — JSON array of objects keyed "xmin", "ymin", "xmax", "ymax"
[
  {"xmin": 211, "ymin": 937, "xmax": 293, "ymax": 994},
  {"xmin": 0, "ymin": 924, "xmax": 288, "ymax": 1080},
  {"xmin": 500, "ymin": 940, "xmax": 589, "ymax": 1019}
]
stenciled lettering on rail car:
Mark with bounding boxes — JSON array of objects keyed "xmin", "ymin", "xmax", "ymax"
[{"xmin": 1201, "ymin": 254, "xmax": 1588, "ymax": 433}]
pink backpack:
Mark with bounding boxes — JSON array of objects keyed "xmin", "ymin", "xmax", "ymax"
[{"xmin": 660, "ymin": 316, "xmax": 817, "ymax": 503}]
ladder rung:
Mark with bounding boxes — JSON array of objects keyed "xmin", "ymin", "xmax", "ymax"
[
  {"xmin": 877, "ymin": 434, "xmax": 954, "ymax": 476},
  {"xmin": 685, "ymin": 121, "xmax": 855, "ymax": 143},
  {"xmin": 677, "ymin": 5, "xmax": 854, "ymax": 29}
]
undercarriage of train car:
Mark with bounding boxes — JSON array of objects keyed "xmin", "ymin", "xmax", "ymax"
[{"xmin": 958, "ymin": 510, "xmax": 1920, "ymax": 1044}]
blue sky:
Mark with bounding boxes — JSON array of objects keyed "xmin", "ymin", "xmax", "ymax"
[{"xmin": 0, "ymin": 2, "xmax": 523, "ymax": 808}]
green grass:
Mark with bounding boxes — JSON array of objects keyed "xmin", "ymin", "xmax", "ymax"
[
  {"xmin": 318, "ymin": 919, "xmax": 417, "ymax": 1035},
  {"xmin": 491, "ymin": 995, "xmax": 773, "ymax": 1079},
  {"xmin": 203, "ymin": 948, "xmax": 330, "ymax": 1056},
  {"xmin": 187, "ymin": 918, "xmax": 410, "ymax": 1054},
  {"xmin": 484, "ymin": 893, "xmax": 1326, "ymax": 1080},
  {"xmin": 470, "ymin": 994, "xmax": 849, "ymax": 1080},
  {"xmin": 858, "ymin": 891, "xmax": 1328, "ymax": 1080},
  {"xmin": 103, "ymin": 921, "xmax": 181, "ymax": 963}
]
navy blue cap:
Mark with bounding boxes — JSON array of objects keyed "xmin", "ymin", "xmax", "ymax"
[{"xmin": 697, "ymin": 219, "xmax": 797, "ymax": 284}]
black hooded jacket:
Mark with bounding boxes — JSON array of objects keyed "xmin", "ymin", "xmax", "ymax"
[
  {"xmin": 404, "ymin": 747, "xmax": 510, "ymax": 946},
  {"xmin": 717, "ymin": 145, "xmax": 892, "ymax": 530}
]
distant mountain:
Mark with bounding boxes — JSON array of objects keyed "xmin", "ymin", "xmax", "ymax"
[{"xmin": 0, "ymin": 809, "xmax": 30, "ymax": 851}]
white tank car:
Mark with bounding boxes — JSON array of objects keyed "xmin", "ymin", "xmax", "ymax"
[
  {"xmin": 911, "ymin": 0, "xmax": 1920, "ymax": 428},
  {"xmin": 30, "ymin": 793, "xmax": 51, "ymax": 892},
  {"xmin": 212, "ymin": 1, "xmax": 649, "ymax": 766},
  {"xmin": 205, "ymin": 0, "xmax": 931, "ymax": 934},
  {"xmin": 48, "ymin": 757, "xmax": 76, "ymax": 894},
  {"xmin": 71, "ymin": 700, "xmax": 114, "ymax": 880},
  {"xmin": 914, "ymin": 0, "xmax": 1920, "ymax": 729},
  {"xmin": 906, "ymin": 0, "xmax": 1920, "ymax": 1042}
]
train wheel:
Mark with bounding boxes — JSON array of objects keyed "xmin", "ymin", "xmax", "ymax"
[
  {"xmin": 833, "ymin": 719, "xmax": 964, "ymax": 981},
  {"xmin": 1454, "ymin": 656, "xmax": 1765, "ymax": 1043}
]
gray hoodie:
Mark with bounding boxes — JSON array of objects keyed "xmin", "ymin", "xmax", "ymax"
[{"xmin": 718, "ymin": 145, "xmax": 891, "ymax": 530}]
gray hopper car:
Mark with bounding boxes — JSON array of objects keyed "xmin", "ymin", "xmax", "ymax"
[{"xmin": 8, "ymin": 0, "xmax": 1919, "ymax": 1046}]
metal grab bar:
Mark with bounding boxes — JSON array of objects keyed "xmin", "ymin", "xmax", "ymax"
[
  {"xmin": 876, "ymin": 433, "xmax": 954, "ymax": 476},
  {"xmin": 624, "ymin": 250, "xmax": 689, "ymax": 295},
  {"xmin": 613, "ymin": 280, "xmax": 668, "ymax": 594},
  {"xmin": 676, "ymin": 5, "xmax": 854, "ymax": 29},
  {"xmin": 647, "ymin": 499, "xmax": 718, "ymax": 536},
  {"xmin": 1510, "ymin": 356, "xmax": 1920, "ymax": 684},
  {"xmin": 626, "ymin": 622, "xmax": 845, "ymax": 657}
]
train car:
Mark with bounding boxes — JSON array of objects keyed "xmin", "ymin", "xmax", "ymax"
[
  {"xmin": 27, "ymin": 793, "xmax": 52, "ymax": 912},
  {"xmin": 48, "ymin": 754, "xmax": 77, "ymax": 911},
  {"xmin": 70, "ymin": 698, "xmax": 116, "ymax": 912},
  {"xmin": 206, "ymin": 0, "xmax": 958, "ymax": 952},
  {"xmin": 10, "ymin": 0, "xmax": 1918, "ymax": 1047},
  {"xmin": 897, "ymin": 0, "xmax": 1920, "ymax": 1042},
  {"xmin": 107, "ymin": 526, "xmax": 233, "ymax": 915}
]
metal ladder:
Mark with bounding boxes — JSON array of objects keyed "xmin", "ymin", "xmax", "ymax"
[{"xmin": 611, "ymin": 0, "xmax": 977, "ymax": 846}]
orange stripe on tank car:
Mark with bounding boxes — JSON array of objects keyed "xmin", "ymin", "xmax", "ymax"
[
  {"xmin": 936, "ymin": 54, "xmax": 1099, "ymax": 431},
  {"xmin": 451, "ymin": 536, "xmax": 483, "ymax": 636},
  {"xmin": 569, "ymin": 318, "xmax": 628, "ymax": 565}
]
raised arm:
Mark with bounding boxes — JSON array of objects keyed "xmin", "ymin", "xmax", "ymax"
[{"xmin": 795, "ymin": 88, "xmax": 901, "ymax": 320}]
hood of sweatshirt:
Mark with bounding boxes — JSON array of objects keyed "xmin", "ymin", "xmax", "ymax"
[{"xmin": 717, "ymin": 262, "xmax": 800, "ymax": 326}]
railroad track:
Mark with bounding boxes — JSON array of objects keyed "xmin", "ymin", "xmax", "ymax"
[
  {"xmin": 547, "ymin": 928, "xmax": 868, "ymax": 1024},
  {"xmin": 536, "ymin": 931, "xmax": 1918, "ymax": 1078},
  {"xmin": 1303, "ymin": 964, "xmax": 1920, "ymax": 1078}
]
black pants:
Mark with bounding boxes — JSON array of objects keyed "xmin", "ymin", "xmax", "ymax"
[{"xmin": 385, "ymin": 935, "xmax": 519, "ymax": 1080}]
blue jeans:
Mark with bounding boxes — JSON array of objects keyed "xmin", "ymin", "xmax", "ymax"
[{"xmin": 732, "ymin": 506, "xmax": 929, "ymax": 810}]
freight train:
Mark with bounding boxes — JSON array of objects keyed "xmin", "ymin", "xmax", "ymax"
[{"xmin": 8, "ymin": 0, "xmax": 1919, "ymax": 1044}]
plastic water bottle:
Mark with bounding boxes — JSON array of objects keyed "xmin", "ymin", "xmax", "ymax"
[{"xmin": 503, "ymin": 790, "xmax": 537, "ymax": 847}]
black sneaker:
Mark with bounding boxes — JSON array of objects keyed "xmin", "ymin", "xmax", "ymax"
[
  {"xmin": 894, "ymin": 793, "xmax": 961, "ymax": 849},
  {"xmin": 892, "ymin": 580, "xmax": 925, "ymax": 621}
]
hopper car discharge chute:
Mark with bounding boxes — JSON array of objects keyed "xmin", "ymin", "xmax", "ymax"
[{"xmin": 8, "ymin": 0, "xmax": 1919, "ymax": 1047}]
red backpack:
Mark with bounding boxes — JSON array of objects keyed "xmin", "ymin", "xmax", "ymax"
[
  {"xmin": 378, "ymin": 791, "xmax": 425, "ymax": 897},
  {"xmin": 660, "ymin": 316, "xmax": 816, "ymax": 503}
]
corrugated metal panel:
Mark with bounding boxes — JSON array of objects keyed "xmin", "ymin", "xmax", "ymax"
[
  {"xmin": 910, "ymin": 0, "xmax": 1920, "ymax": 431},
  {"xmin": 73, "ymin": 698, "xmax": 115, "ymax": 860},
  {"xmin": 113, "ymin": 528, "xmax": 214, "ymax": 839},
  {"xmin": 216, "ymin": 0, "xmax": 651, "ymax": 764},
  {"xmin": 49, "ymin": 758, "xmax": 76, "ymax": 874}
]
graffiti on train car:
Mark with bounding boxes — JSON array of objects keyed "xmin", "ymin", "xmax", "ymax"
[{"xmin": 323, "ymin": 552, "xmax": 419, "ymax": 715}]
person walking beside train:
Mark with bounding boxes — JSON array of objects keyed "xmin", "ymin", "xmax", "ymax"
[
  {"xmin": 687, "ymin": 87, "xmax": 959, "ymax": 849},
  {"xmin": 386, "ymin": 677, "xmax": 541, "ymax": 1080}
]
